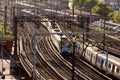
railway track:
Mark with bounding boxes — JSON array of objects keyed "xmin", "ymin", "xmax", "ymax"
[
  {"xmin": 63, "ymin": 55, "xmax": 111, "ymax": 80},
  {"xmin": 13, "ymin": 3, "xmax": 119, "ymax": 80},
  {"xmin": 15, "ymin": 7, "xmax": 114, "ymax": 79},
  {"xmin": 38, "ymin": 35, "xmax": 89, "ymax": 79},
  {"xmin": 18, "ymin": 21, "xmax": 111, "ymax": 80},
  {"xmin": 15, "ymin": 3, "xmax": 119, "ymax": 55},
  {"xmin": 49, "ymin": 22, "xmax": 112, "ymax": 79},
  {"xmin": 18, "ymin": 23, "xmax": 65, "ymax": 79},
  {"xmin": 34, "ymin": 21, "xmax": 92, "ymax": 79},
  {"xmin": 35, "ymin": 25, "xmax": 66, "ymax": 80},
  {"xmin": 36, "ymin": 28, "xmax": 85, "ymax": 79},
  {"xmin": 18, "ymin": 36, "xmax": 33, "ymax": 77},
  {"xmin": 47, "ymin": 31, "xmax": 111, "ymax": 79},
  {"xmin": 40, "ymin": 20, "xmax": 111, "ymax": 79}
]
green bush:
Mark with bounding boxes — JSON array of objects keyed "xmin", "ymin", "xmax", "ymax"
[{"xmin": 0, "ymin": 23, "xmax": 13, "ymax": 35}]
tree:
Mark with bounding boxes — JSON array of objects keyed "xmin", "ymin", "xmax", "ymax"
[
  {"xmin": 71, "ymin": 0, "xmax": 87, "ymax": 9},
  {"xmin": 107, "ymin": 12, "xmax": 114, "ymax": 20},
  {"xmin": 84, "ymin": 0, "xmax": 97, "ymax": 12},
  {"xmin": 0, "ymin": 23, "xmax": 12, "ymax": 35},
  {"xmin": 113, "ymin": 11, "xmax": 120, "ymax": 23},
  {"xmin": 72, "ymin": 0, "xmax": 98, "ymax": 11},
  {"xmin": 92, "ymin": 1, "xmax": 113, "ymax": 18}
]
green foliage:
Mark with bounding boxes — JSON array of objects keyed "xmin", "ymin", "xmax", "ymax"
[
  {"xmin": 107, "ymin": 12, "xmax": 114, "ymax": 20},
  {"xmin": 72, "ymin": 0, "xmax": 85, "ymax": 5},
  {"xmin": 0, "ymin": 23, "xmax": 13, "ymax": 35},
  {"xmin": 113, "ymin": 11, "xmax": 120, "ymax": 23},
  {"xmin": 72, "ymin": 0, "xmax": 97, "ymax": 11},
  {"xmin": 92, "ymin": 1, "xmax": 113, "ymax": 18},
  {"xmin": 72, "ymin": 0, "xmax": 87, "ymax": 9},
  {"xmin": 84, "ymin": 0, "xmax": 97, "ymax": 12},
  {"xmin": 0, "ymin": 23, "xmax": 3, "ymax": 34},
  {"xmin": 6, "ymin": 27, "xmax": 13, "ymax": 35},
  {"xmin": 72, "ymin": 0, "xmax": 113, "ymax": 19}
]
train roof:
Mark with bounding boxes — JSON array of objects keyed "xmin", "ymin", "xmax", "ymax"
[
  {"xmin": 62, "ymin": 35, "xmax": 67, "ymax": 38},
  {"xmin": 86, "ymin": 46, "xmax": 99, "ymax": 55},
  {"xmin": 85, "ymin": 43, "xmax": 101, "ymax": 52}
]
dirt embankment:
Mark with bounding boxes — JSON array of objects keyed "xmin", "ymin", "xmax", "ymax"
[{"xmin": 0, "ymin": 35, "xmax": 14, "ymax": 54}]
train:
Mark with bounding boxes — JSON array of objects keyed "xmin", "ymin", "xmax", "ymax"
[
  {"xmin": 92, "ymin": 20, "xmax": 120, "ymax": 32},
  {"xmin": 15, "ymin": 2, "xmax": 120, "ymax": 79},
  {"xmin": 52, "ymin": 32, "xmax": 120, "ymax": 79},
  {"xmin": 46, "ymin": 16, "xmax": 120, "ymax": 79},
  {"xmin": 60, "ymin": 40, "xmax": 120, "ymax": 79},
  {"xmin": 17, "ymin": 3, "xmax": 72, "ymax": 54},
  {"xmin": 61, "ymin": 36, "xmax": 72, "ymax": 55},
  {"xmin": 50, "ymin": 21, "xmax": 72, "ymax": 54},
  {"xmin": 80, "ymin": 45, "xmax": 120, "ymax": 79}
]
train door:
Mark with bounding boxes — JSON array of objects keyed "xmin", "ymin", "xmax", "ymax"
[
  {"xmin": 90, "ymin": 53, "xmax": 93, "ymax": 63},
  {"xmin": 95, "ymin": 54, "xmax": 98, "ymax": 66},
  {"xmin": 75, "ymin": 43, "xmax": 81, "ymax": 57},
  {"xmin": 102, "ymin": 59, "xmax": 108, "ymax": 71},
  {"xmin": 96, "ymin": 56, "xmax": 100, "ymax": 67},
  {"xmin": 100, "ymin": 59, "xmax": 104, "ymax": 68},
  {"xmin": 84, "ymin": 50, "xmax": 90, "ymax": 61},
  {"xmin": 91, "ymin": 54, "xmax": 96, "ymax": 65}
]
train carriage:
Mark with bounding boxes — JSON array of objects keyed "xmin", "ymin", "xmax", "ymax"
[
  {"xmin": 83, "ymin": 46, "xmax": 98, "ymax": 65},
  {"xmin": 98, "ymin": 53, "xmax": 120, "ymax": 79},
  {"xmin": 79, "ymin": 44, "xmax": 120, "ymax": 79}
]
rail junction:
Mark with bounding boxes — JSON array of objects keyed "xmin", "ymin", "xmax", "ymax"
[{"xmin": 0, "ymin": 1, "xmax": 120, "ymax": 80}]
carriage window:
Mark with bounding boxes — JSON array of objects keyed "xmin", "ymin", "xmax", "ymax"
[
  {"xmin": 116, "ymin": 67, "xmax": 119, "ymax": 73},
  {"xmin": 112, "ymin": 64, "xmax": 115, "ymax": 72},
  {"xmin": 108, "ymin": 63, "xmax": 111, "ymax": 68}
]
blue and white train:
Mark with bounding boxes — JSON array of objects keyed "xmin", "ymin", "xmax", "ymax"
[{"xmin": 80, "ymin": 45, "xmax": 120, "ymax": 79}]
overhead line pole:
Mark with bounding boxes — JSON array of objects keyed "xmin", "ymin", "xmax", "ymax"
[
  {"xmin": 33, "ymin": 32, "xmax": 37, "ymax": 80},
  {"xmin": 1, "ymin": 27, "xmax": 5, "ymax": 79},
  {"xmin": 72, "ymin": 41, "xmax": 76, "ymax": 80},
  {"xmin": 13, "ymin": 7, "xmax": 18, "ymax": 57},
  {"xmin": 72, "ymin": 4, "xmax": 75, "ymax": 80},
  {"xmin": 4, "ymin": 6, "xmax": 7, "ymax": 35},
  {"xmin": 33, "ymin": 0, "xmax": 38, "ymax": 80}
]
